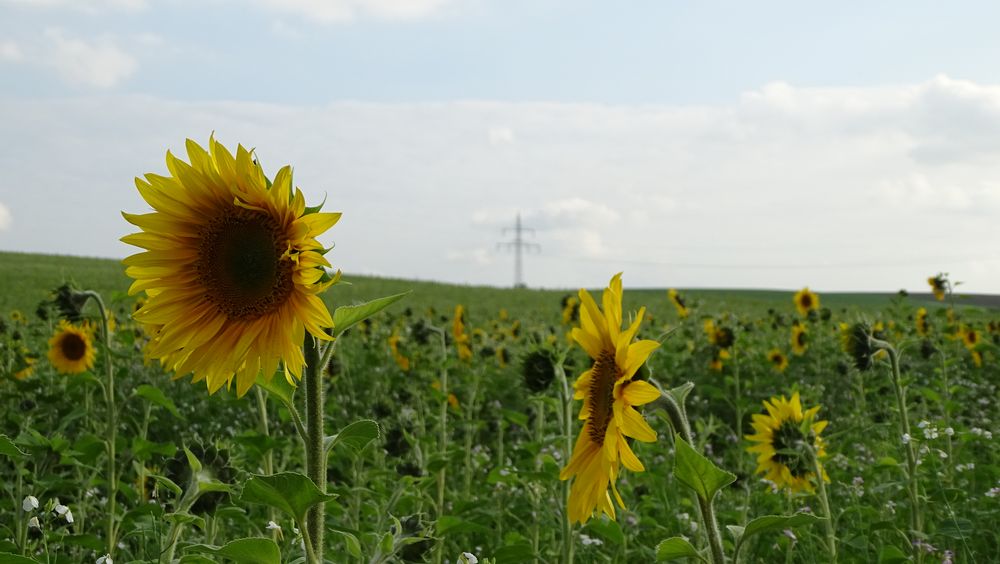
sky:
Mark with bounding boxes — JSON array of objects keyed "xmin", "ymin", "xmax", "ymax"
[{"xmin": 1, "ymin": 1, "xmax": 1000, "ymax": 293}]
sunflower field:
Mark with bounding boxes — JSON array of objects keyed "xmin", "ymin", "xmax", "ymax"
[{"xmin": 0, "ymin": 142, "xmax": 998, "ymax": 564}]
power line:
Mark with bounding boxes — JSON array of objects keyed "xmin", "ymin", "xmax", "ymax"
[{"xmin": 497, "ymin": 212, "xmax": 540, "ymax": 288}]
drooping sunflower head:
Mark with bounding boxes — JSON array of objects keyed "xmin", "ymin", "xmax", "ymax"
[
  {"xmin": 48, "ymin": 320, "xmax": 96, "ymax": 375},
  {"xmin": 560, "ymin": 294, "xmax": 581, "ymax": 325},
  {"xmin": 793, "ymin": 287, "xmax": 820, "ymax": 317},
  {"xmin": 51, "ymin": 283, "xmax": 91, "ymax": 323},
  {"xmin": 521, "ymin": 347, "xmax": 557, "ymax": 393},
  {"xmin": 928, "ymin": 274, "xmax": 948, "ymax": 301},
  {"xmin": 667, "ymin": 288, "xmax": 689, "ymax": 319},
  {"xmin": 122, "ymin": 136, "xmax": 341, "ymax": 396},
  {"xmin": 790, "ymin": 322, "xmax": 809, "ymax": 356},
  {"xmin": 703, "ymin": 319, "xmax": 734, "ymax": 348},
  {"xmin": 767, "ymin": 348, "xmax": 788, "ymax": 373},
  {"xmin": 746, "ymin": 392, "xmax": 828, "ymax": 494},
  {"xmin": 12, "ymin": 347, "xmax": 37, "ymax": 380},
  {"xmin": 559, "ymin": 273, "xmax": 661, "ymax": 524},
  {"xmin": 840, "ymin": 321, "xmax": 874, "ymax": 371}
]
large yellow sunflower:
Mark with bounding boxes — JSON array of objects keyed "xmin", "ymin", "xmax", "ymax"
[
  {"xmin": 746, "ymin": 392, "xmax": 829, "ymax": 493},
  {"xmin": 48, "ymin": 320, "xmax": 97, "ymax": 375},
  {"xmin": 793, "ymin": 287, "xmax": 819, "ymax": 317},
  {"xmin": 559, "ymin": 273, "xmax": 661, "ymax": 524},
  {"xmin": 122, "ymin": 137, "xmax": 340, "ymax": 396}
]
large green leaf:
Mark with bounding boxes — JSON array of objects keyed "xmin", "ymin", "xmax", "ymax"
[
  {"xmin": 877, "ymin": 545, "xmax": 909, "ymax": 564},
  {"xmin": 0, "ymin": 434, "xmax": 27, "ymax": 459},
  {"xmin": 734, "ymin": 513, "xmax": 823, "ymax": 558},
  {"xmin": 655, "ymin": 537, "xmax": 706, "ymax": 562},
  {"xmin": 134, "ymin": 384, "xmax": 182, "ymax": 419},
  {"xmin": 672, "ymin": 434, "xmax": 736, "ymax": 502},
  {"xmin": 332, "ymin": 292, "xmax": 410, "ymax": 339},
  {"xmin": 239, "ymin": 472, "xmax": 336, "ymax": 523},
  {"xmin": 254, "ymin": 370, "xmax": 297, "ymax": 408},
  {"xmin": 185, "ymin": 538, "xmax": 281, "ymax": 564},
  {"xmin": 324, "ymin": 419, "xmax": 381, "ymax": 455}
]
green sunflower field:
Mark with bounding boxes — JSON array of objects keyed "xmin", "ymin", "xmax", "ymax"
[{"xmin": 1, "ymin": 250, "xmax": 997, "ymax": 564}]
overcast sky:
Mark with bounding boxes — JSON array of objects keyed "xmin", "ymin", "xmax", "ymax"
[{"xmin": 2, "ymin": 0, "xmax": 1000, "ymax": 292}]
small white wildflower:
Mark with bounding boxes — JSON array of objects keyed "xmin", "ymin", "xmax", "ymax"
[
  {"xmin": 460, "ymin": 552, "xmax": 479, "ymax": 564},
  {"xmin": 986, "ymin": 487, "xmax": 1000, "ymax": 498},
  {"xmin": 782, "ymin": 529, "xmax": 797, "ymax": 541},
  {"xmin": 64, "ymin": 509, "xmax": 74, "ymax": 524},
  {"xmin": 266, "ymin": 520, "xmax": 281, "ymax": 531},
  {"xmin": 902, "ymin": 433, "xmax": 911, "ymax": 445},
  {"xmin": 28, "ymin": 516, "xmax": 41, "ymax": 529},
  {"xmin": 579, "ymin": 534, "xmax": 603, "ymax": 547},
  {"xmin": 971, "ymin": 427, "xmax": 984, "ymax": 437},
  {"xmin": 944, "ymin": 427, "xmax": 955, "ymax": 437},
  {"xmin": 938, "ymin": 449, "xmax": 948, "ymax": 459},
  {"xmin": 22, "ymin": 496, "xmax": 39, "ymax": 512},
  {"xmin": 852, "ymin": 476, "xmax": 864, "ymax": 487},
  {"xmin": 498, "ymin": 468, "xmax": 510, "ymax": 477},
  {"xmin": 885, "ymin": 500, "xmax": 896, "ymax": 514},
  {"xmin": 923, "ymin": 427, "xmax": 939, "ymax": 440},
  {"xmin": 96, "ymin": 554, "xmax": 113, "ymax": 564},
  {"xmin": 986, "ymin": 431, "xmax": 994, "ymax": 440},
  {"xmin": 918, "ymin": 420, "xmax": 928, "ymax": 429}
]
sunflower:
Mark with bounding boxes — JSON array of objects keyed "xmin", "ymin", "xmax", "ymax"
[
  {"xmin": 928, "ymin": 274, "xmax": 948, "ymax": 301},
  {"xmin": 560, "ymin": 273, "xmax": 661, "ymax": 524},
  {"xmin": 122, "ymin": 136, "xmax": 340, "ymax": 396},
  {"xmin": 915, "ymin": 307, "xmax": 930, "ymax": 336},
  {"xmin": 452, "ymin": 305, "xmax": 473, "ymax": 361},
  {"xmin": 667, "ymin": 289, "xmax": 689, "ymax": 319},
  {"xmin": 561, "ymin": 294, "xmax": 580, "ymax": 325},
  {"xmin": 746, "ymin": 392, "xmax": 829, "ymax": 494},
  {"xmin": 840, "ymin": 322, "xmax": 874, "ymax": 371},
  {"xmin": 48, "ymin": 320, "xmax": 97, "ymax": 375},
  {"xmin": 767, "ymin": 349, "xmax": 788, "ymax": 373},
  {"xmin": 793, "ymin": 287, "xmax": 820, "ymax": 317},
  {"xmin": 960, "ymin": 325, "xmax": 980, "ymax": 350},
  {"xmin": 790, "ymin": 322, "xmax": 808, "ymax": 356},
  {"xmin": 388, "ymin": 328, "xmax": 410, "ymax": 372},
  {"xmin": 13, "ymin": 347, "xmax": 37, "ymax": 380}
]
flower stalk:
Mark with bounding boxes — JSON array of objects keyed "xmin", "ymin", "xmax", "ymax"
[
  {"xmin": 83, "ymin": 290, "xmax": 117, "ymax": 558},
  {"xmin": 304, "ymin": 334, "xmax": 325, "ymax": 563}
]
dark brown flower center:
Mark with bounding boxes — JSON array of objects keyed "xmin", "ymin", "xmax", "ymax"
[
  {"xmin": 800, "ymin": 294, "xmax": 812, "ymax": 309},
  {"xmin": 796, "ymin": 329, "xmax": 807, "ymax": 347},
  {"xmin": 60, "ymin": 333, "xmax": 87, "ymax": 361},
  {"xmin": 771, "ymin": 420, "xmax": 811, "ymax": 477},
  {"xmin": 587, "ymin": 349, "xmax": 619, "ymax": 445},
  {"xmin": 197, "ymin": 208, "xmax": 294, "ymax": 320}
]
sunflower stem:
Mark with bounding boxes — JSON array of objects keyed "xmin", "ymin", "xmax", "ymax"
[
  {"xmin": 554, "ymin": 355, "xmax": 575, "ymax": 564},
  {"xmin": 806, "ymin": 442, "xmax": 837, "ymax": 562},
  {"xmin": 434, "ymin": 328, "xmax": 450, "ymax": 564},
  {"xmin": 254, "ymin": 387, "xmax": 280, "ymax": 541},
  {"xmin": 83, "ymin": 291, "xmax": 117, "ymax": 558},
  {"xmin": 872, "ymin": 338, "xmax": 923, "ymax": 563},
  {"xmin": 304, "ymin": 334, "xmax": 325, "ymax": 563}
]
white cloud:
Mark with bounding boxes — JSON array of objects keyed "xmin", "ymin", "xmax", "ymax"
[
  {"xmin": 488, "ymin": 126, "xmax": 515, "ymax": 146},
  {"xmin": 0, "ymin": 202, "xmax": 10, "ymax": 231},
  {"xmin": 43, "ymin": 28, "xmax": 137, "ymax": 88},
  {"xmin": 2, "ymin": 76, "xmax": 1000, "ymax": 291},
  {"xmin": 0, "ymin": 40, "xmax": 23, "ymax": 62},
  {"xmin": 254, "ymin": 0, "xmax": 455, "ymax": 23}
]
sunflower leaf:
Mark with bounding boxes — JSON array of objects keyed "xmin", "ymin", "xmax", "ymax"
[
  {"xmin": 0, "ymin": 553, "xmax": 40, "ymax": 564},
  {"xmin": 134, "ymin": 384, "xmax": 182, "ymax": 419},
  {"xmin": 672, "ymin": 434, "xmax": 736, "ymax": 503},
  {"xmin": 324, "ymin": 419, "xmax": 381, "ymax": 455},
  {"xmin": 0, "ymin": 434, "xmax": 28, "ymax": 459},
  {"xmin": 184, "ymin": 537, "xmax": 281, "ymax": 564},
  {"xmin": 331, "ymin": 292, "xmax": 411, "ymax": 339},
  {"xmin": 734, "ymin": 513, "xmax": 823, "ymax": 560},
  {"xmin": 239, "ymin": 472, "xmax": 337, "ymax": 525},
  {"xmin": 655, "ymin": 537, "xmax": 706, "ymax": 562}
]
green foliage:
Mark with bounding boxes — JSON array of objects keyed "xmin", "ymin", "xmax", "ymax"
[
  {"xmin": 672, "ymin": 434, "xmax": 736, "ymax": 502},
  {"xmin": 239, "ymin": 472, "xmax": 337, "ymax": 525},
  {"xmin": 185, "ymin": 537, "xmax": 282, "ymax": 564},
  {"xmin": 656, "ymin": 537, "xmax": 706, "ymax": 562}
]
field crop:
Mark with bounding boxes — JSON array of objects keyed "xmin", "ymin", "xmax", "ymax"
[{"xmin": 1, "ymin": 252, "xmax": 998, "ymax": 563}]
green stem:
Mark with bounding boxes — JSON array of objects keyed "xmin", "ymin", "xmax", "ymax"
[
  {"xmin": 873, "ymin": 339, "xmax": 923, "ymax": 562},
  {"xmin": 304, "ymin": 335, "xmax": 325, "ymax": 563},
  {"xmin": 254, "ymin": 387, "xmax": 280, "ymax": 541},
  {"xmin": 554, "ymin": 357, "xmax": 575, "ymax": 564},
  {"xmin": 807, "ymin": 444, "xmax": 837, "ymax": 562},
  {"xmin": 84, "ymin": 291, "xmax": 117, "ymax": 558},
  {"xmin": 434, "ymin": 330, "xmax": 450, "ymax": 564}
]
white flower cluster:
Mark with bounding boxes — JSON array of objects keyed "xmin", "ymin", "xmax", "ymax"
[
  {"xmin": 579, "ymin": 534, "xmax": 604, "ymax": 546},
  {"xmin": 970, "ymin": 427, "xmax": 994, "ymax": 440},
  {"xmin": 955, "ymin": 462, "xmax": 975, "ymax": 472},
  {"xmin": 918, "ymin": 420, "xmax": 939, "ymax": 440}
]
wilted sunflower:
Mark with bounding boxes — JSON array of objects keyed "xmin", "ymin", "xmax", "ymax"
[
  {"xmin": 928, "ymin": 274, "xmax": 948, "ymax": 301},
  {"xmin": 48, "ymin": 320, "xmax": 96, "ymax": 375},
  {"xmin": 793, "ymin": 287, "xmax": 820, "ymax": 317},
  {"xmin": 790, "ymin": 322, "xmax": 808, "ymax": 356},
  {"xmin": 560, "ymin": 273, "xmax": 661, "ymax": 524},
  {"xmin": 746, "ymin": 392, "xmax": 829, "ymax": 494},
  {"xmin": 767, "ymin": 349, "xmax": 788, "ymax": 373},
  {"xmin": 667, "ymin": 289, "xmax": 689, "ymax": 319},
  {"xmin": 121, "ymin": 137, "xmax": 340, "ymax": 396},
  {"xmin": 915, "ymin": 307, "xmax": 930, "ymax": 336}
]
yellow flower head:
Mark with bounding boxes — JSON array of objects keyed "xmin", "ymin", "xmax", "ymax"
[
  {"xmin": 746, "ymin": 392, "xmax": 829, "ymax": 494},
  {"xmin": 388, "ymin": 328, "xmax": 410, "ymax": 372},
  {"xmin": 928, "ymin": 274, "xmax": 948, "ymax": 301},
  {"xmin": 667, "ymin": 289, "xmax": 689, "ymax": 319},
  {"xmin": 961, "ymin": 325, "xmax": 980, "ymax": 350},
  {"xmin": 48, "ymin": 320, "xmax": 97, "ymax": 375},
  {"xmin": 793, "ymin": 287, "xmax": 820, "ymax": 317},
  {"xmin": 915, "ymin": 307, "xmax": 930, "ymax": 336},
  {"xmin": 790, "ymin": 322, "xmax": 808, "ymax": 356},
  {"xmin": 560, "ymin": 273, "xmax": 661, "ymax": 524},
  {"xmin": 122, "ymin": 136, "xmax": 340, "ymax": 396},
  {"xmin": 561, "ymin": 294, "xmax": 580, "ymax": 325},
  {"xmin": 452, "ymin": 305, "xmax": 473, "ymax": 361},
  {"xmin": 767, "ymin": 349, "xmax": 788, "ymax": 373}
]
